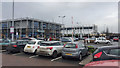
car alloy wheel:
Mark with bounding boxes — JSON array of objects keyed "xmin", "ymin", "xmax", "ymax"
[{"xmin": 52, "ymin": 51, "xmax": 57, "ymax": 58}]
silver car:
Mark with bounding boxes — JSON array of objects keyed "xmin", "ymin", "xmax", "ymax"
[
  {"xmin": 62, "ymin": 42, "xmax": 88, "ymax": 60},
  {"xmin": 36, "ymin": 41, "xmax": 64, "ymax": 58}
]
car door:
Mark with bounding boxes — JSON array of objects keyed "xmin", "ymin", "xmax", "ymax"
[{"xmin": 107, "ymin": 49, "xmax": 120, "ymax": 60}]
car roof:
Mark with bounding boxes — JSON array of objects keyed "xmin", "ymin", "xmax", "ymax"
[
  {"xmin": 31, "ymin": 40, "xmax": 43, "ymax": 42},
  {"xmin": 17, "ymin": 40, "xmax": 29, "ymax": 41},
  {"xmin": 98, "ymin": 45, "xmax": 120, "ymax": 50},
  {"xmin": 41, "ymin": 41, "xmax": 61, "ymax": 43},
  {"xmin": 67, "ymin": 41, "xmax": 83, "ymax": 44}
]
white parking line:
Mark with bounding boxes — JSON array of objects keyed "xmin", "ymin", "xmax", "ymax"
[
  {"xmin": 51, "ymin": 56, "xmax": 62, "ymax": 62},
  {"xmin": 12, "ymin": 53, "xmax": 23, "ymax": 56},
  {"xmin": 79, "ymin": 54, "xmax": 92, "ymax": 65},
  {"xmin": 0, "ymin": 50, "xmax": 6, "ymax": 52},
  {"xmin": 29, "ymin": 55, "xmax": 39, "ymax": 58}
]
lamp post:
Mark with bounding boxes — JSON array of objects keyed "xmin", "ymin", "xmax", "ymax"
[
  {"xmin": 11, "ymin": 0, "xmax": 14, "ymax": 41},
  {"xmin": 58, "ymin": 16, "xmax": 66, "ymax": 37}
]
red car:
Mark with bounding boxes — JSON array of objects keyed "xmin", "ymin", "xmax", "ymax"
[
  {"xmin": 84, "ymin": 60, "xmax": 120, "ymax": 68},
  {"xmin": 113, "ymin": 37, "xmax": 119, "ymax": 42}
]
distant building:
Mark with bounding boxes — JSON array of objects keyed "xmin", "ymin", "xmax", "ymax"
[
  {"xmin": 61, "ymin": 24, "xmax": 98, "ymax": 37},
  {"xmin": 0, "ymin": 17, "xmax": 62, "ymax": 39}
]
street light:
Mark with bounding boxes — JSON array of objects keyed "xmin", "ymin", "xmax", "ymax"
[
  {"xmin": 58, "ymin": 16, "xmax": 66, "ymax": 37},
  {"xmin": 11, "ymin": 0, "xmax": 14, "ymax": 41}
]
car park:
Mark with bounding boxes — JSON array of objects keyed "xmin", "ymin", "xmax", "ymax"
[
  {"xmin": 113, "ymin": 37, "xmax": 119, "ymax": 42},
  {"xmin": 84, "ymin": 60, "xmax": 120, "ymax": 67},
  {"xmin": 6, "ymin": 40, "xmax": 29, "ymax": 53},
  {"xmin": 93, "ymin": 46, "xmax": 120, "ymax": 61},
  {"xmin": 94, "ymin": 37, "xmax": 111, "ymax": 44},
  {"xmin": 62, "ymin": 42, "xmax": 88, "ymax": 60},
  {"xmin": 36, "ymin": 41, "xmax": 64, "ymax": 58},
  {"xmin": 24, "ymin": 40, "xmax": 43, "ymax": 54}
]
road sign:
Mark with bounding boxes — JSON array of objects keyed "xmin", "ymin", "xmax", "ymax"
[{"xmin": 10, "ymin": 27, "xmax": 14, "ymax": 33}]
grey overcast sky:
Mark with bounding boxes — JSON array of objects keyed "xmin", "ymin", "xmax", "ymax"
[{"xmin": 1, "ymin": 2, "xmax": 118, "ymax": 33}]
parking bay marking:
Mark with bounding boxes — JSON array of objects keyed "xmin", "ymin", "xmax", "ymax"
[
  {"xmin": 0, "ymin": 50, "xmax": 6, "ymax": 52},
  {"xmin": 51, "ymin": 56, "xmax": 62, "ymax": 62},
  {"xmin": 29, "ymin": 55, "xmax": 39, "ymax": 58},
  {"xmin": 12, "ymin": 53, "xmax": 23, "ymax": 56},
  {"xmin": 79, "ymin": 54, "xmax": 92, "ymax": 65}
]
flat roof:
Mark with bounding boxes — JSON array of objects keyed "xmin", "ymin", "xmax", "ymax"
[{"xmin": 0, "ymin": 17, "xmax": 62, "ymax": 25}]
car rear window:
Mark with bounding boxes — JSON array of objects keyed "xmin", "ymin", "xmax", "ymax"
[
  {"xmin": 65, "ymin": 43, "xmax": 76, "ymax": 48},
  {"xmin": 28, "ymin": 41, "xmax": 36, "ymax": 44}
]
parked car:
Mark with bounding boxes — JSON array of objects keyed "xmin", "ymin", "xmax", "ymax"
[
  {"xmin": 0, "ymin": 39, "xmax": 12, "ymax": 50},
  {"xmin": 93, "ymin": 46, "xmax": 120, "ymax": 61},
  {"xmin": 84, "ymin": 38, "xmax": 96, "ymax": 43},
  {"xmin": 20, "ymin": 37, "xmax": 37, "ymax": 40},
  {"xmin": 113, "ymin": 37, "xmax": 119, "ymax": 42},
  {"xmin": 36, "ymin": 41, "xmax": 64, "ymax": 58},
  {"xmin": 60, "ymin": 37, "xmax": 73, "ymax": 44},
  {"xmin": 84, "ymin": 60, "xmax": 120, "ymax": 67},
  {"xmin": 94, "ymin": 37, "xmax": 111, "ymax": 44},
  {"xmin": 6, "ymin": 40, "xmax": 29, "ymax": 53},
  {"xmin": 62, "ymin": 42, "xmax": 88, "ymax": 60},
  {"xmin": 24, "ymin": 40, "xmax": 43, "ymax": 54}
]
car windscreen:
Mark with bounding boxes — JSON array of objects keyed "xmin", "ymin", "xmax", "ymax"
[
  {"xmin": 28, "ymin": 41, "xmax": 36, "ymax": 44},
  {"xmin": 65, "ymin": 43, "xmax": 76, "ymax": 48},
  {"xmin": 17, "ymin": 41, "xmax": 28, "ymax": 45}
]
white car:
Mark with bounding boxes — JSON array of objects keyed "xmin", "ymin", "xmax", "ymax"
[
  {"xmin": 94, "ymin": 37, "xmax": 111, "ymax": 44},
  {"xmin": 36, "ymin": 41, "xmax": 64, "ymax": 58},
  {"xmin": 24, "ymin": 40, "xmax": 43, "ymax": 54}
]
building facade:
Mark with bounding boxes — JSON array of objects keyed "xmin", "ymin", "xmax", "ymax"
[
  {"xmin": 0, "ymin": 17, "xmax": 62, "ymax": 39},
  {"xmin": 61, "ymin": 24, "xmax": 98, "ymax": 37}
]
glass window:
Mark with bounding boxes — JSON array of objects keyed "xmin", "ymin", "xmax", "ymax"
[
  {"xmin": 41, "ymin": 43, "xmax": 51, "ymax": 46},
  {"xmin": 79, "ymin": 43, "xmax": 84, "ymax": 47},
  {"xmin": 28, "ymin": 41, "xmax": 36, "ymax": 44},
  {"xmin": 109, "ymin": 49, "xmax": 120, "ymax": 56},
  {"xmin": 65, "ymin": 43, "xmax": 76, "ymax": 48},
  {"xmin": 37, "ymin": 41, "xmax": 41, "ymax": 45}
]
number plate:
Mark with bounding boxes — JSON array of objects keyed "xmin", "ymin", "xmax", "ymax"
[
  {"xmin": 27, "ymin": 46, "xmax": 31, "ymax": 48},
  {"xmin": 66, "ymin": 53, "xmax": 72, "ymax": 56}
]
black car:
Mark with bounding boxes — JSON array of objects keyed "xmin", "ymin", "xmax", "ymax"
[
  {"xmin": 93, "ymin": 46, "xmax": 120, "ymax": 61},
  {"xmin": 6, "ymin": 40, "xmax": 29, "ymax": 53}
]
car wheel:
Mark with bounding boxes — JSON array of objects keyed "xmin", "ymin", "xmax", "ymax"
[
  {"xmin": 33, "ymin": 49, "xmax": 37, "ymax": 55},
  {"xmin": 78, "ymin": 54, "xmax": 82, "ymax": 61},
  {"xmin": 86, "ymin": 51, "xmax": 90, "ymax": 56},
  {"xmin": 52, "ymin": 51, "xmax": 57, "ymax": 58},
  {"xmin": 62, "ymin": 56, "xmax": 66, "ymax": 59},
  {"xmin": 6, "ymin": 50, "xmax": 11, "ymax": 54},
  {"xmin": 20, "ymin": 48, "xmax": 24, "ymax": 53},
  {"xmin": 106, "ymin": 42, "xmax": 110, "ymax": 44}
]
